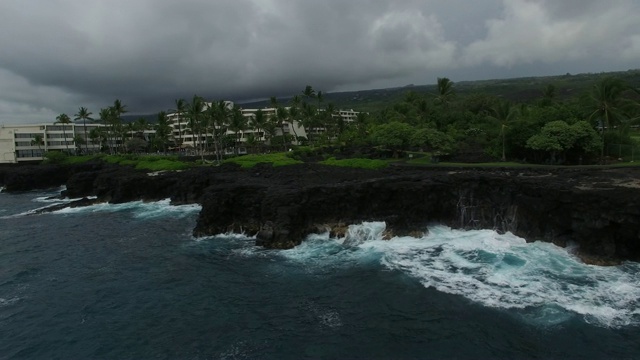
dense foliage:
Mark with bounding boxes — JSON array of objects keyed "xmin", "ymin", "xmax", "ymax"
[{"xmin": 51, "ymin": 70, "xmax": 640, "ymax": 167}]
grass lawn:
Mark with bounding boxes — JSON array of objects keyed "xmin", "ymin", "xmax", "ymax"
[
  {"xmin": 222, "ymin": 153, "xmax": 303, "ymax": 168},
  {"xmin": 319, "ymin": 157, "xmax": 389, "ymax": 169}
]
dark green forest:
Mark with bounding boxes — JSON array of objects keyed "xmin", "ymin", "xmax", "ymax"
[
  {"xmin": 78, "ymin": 69, "xmax": 640, "ymax": 166},
  {"xmin": 302, "ymin": 70, "xmax": 640, "ymax": 165}
]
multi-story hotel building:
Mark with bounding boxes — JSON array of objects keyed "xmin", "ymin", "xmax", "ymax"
[
  {"xmin": 0, "ymin": 123, "xmax": 104, "ymax": 164},
  {"xmin": 0, "ymin": 104, "xmax": 360, "ymax": 163},
  {"xmin": 166, "ymin": 103, "xmax": 309, "ymax": 151}
]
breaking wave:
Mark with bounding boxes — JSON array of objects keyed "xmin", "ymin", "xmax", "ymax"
[
  {"xmin": 52, "ymin": 198, "xmax": 202, "ymax": 219},
  {"xmin": 279, "ymin": 222, "xmax": 640, "ymax": 328}
]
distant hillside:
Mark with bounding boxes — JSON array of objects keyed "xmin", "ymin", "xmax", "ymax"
[
  {"xmin": 239, "ymin": 68, "xmax": 640, "ymax": 112},
  {"xmin": 133, "ymin": 68, "xmax": 640, "ymax": 123}
]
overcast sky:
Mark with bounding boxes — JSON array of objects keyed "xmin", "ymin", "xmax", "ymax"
[{"xmin": 1, "ymin": 0, "xmax": 639, "ymax": 124}]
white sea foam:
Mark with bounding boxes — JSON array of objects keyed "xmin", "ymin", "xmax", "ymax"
[
  {"xmin": 0, "ymin": 297, "xmax": 20, "ymax": 307},
  {"xmin": 33, "ymin": 195, "xmax": 97, "ymax": 204},
  {"xmin": 279, "ymin": 222, "xmax": 640, "ymax": 328},
  {"xmin": 51, "ymin": 198, "xmax": 202, "ymax": 219}
]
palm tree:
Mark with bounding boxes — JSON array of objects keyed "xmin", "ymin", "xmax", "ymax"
[
  {"xmin": 74, "ymin": 107, "xmax": 93, "ymax": 154},
  {"xmin": 31, "ymin": 134, "xmax": 44, "ymax": 155},
  {"xmin": 288, "ymin": 105, "xmax": 301, "ymax": 144},
  {"xmin": 252, "ymin": 109, "xmax": 267, "ymax": 152},
  {"xmin": 73, "ymin": 135, "xmax": 86, "ymax": 153},
  {"xmin": 355, "ymin": 112, "xmax": 368, "ymax": 137},
  {"xmin": 586, "ymin": 77, "xmax": 638, "ymax": 163},
  {"xmin": 301, "ymin": 101, "xmax": 318, "ymax": 145},
  {"xmin": 154, "ymin": 111, "xmax": 171, "ymax": 153},
  {"xmin": 111, "ymin": 100, "xmax": 127, "ymax": 153},
  {"xmin": 276, "ymin": 106, "xmax": 290, "ymax": 151},
  {"xmin": 98, "ymin": 107, "xmax": 115, "ymax": 154},
  {"xmin": 112, "ymin": 99, "xmax": 128, "ymax": 118},
  {"xmin": 323, "ymin": 102, "xmax": 339, "ymax": 142},
  {"xmin": 488, "ymin": 101, "xmax": 519, "ymax": 162},
  {"xmin": 302, "ymin": 85, "xmax": 316, "ymax": 100},
  {"xmin": 126, "ymin": 122, "xmax": 136, "ymax": 140},
  {"xmin": 134, "ymin": 117, "xmax": 150, "ymax": 139},
  {"xmin": 211, "ymin": 100, "xmax": 230, "ymax": 163},
  {"xmin": 89, "ymin": 128, "xmax": 105, "ymax": 152},
  {"xmin": 269, "ymin": 97, "xmax": 288, "ymax": 150},
  {"xmin": 228, "ymin": 105, "xmax": 247, "ymax": 155},
  {"xmin": 541, "ymin": 84, "xmax": 557, "ymax": 106},
  {"xmin": 55, "ymin": 113, "xmax": 72, "ymax": 153},
  {"xmin": 434, "ymin": 77, "xmax": 455, "ymax": 108},
  {"xmin": 173, "ymin": 98, "xmax": 187, "ymax": 147},
  {"xmin": 186, "ymin": 95, "xmax": 204, "ymax": 155}
]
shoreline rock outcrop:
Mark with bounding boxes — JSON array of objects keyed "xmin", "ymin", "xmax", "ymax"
[{"xmin": 2, "ymin": 162, "xmax": 639, "ymax": 263}]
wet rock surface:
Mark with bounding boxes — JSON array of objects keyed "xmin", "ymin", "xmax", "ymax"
[{"xmin": 2, "ymin": 162, "xmax": 639, "ymax": 263}]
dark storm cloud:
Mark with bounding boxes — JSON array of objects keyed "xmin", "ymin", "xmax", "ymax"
[{"xmin": 0, "ymin": 0, "xmax": 639, "ymax": 123}]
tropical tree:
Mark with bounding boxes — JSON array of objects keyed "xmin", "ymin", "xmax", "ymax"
[
  {"xmin": 31, "ymin": 134, "xmax": 44, "ymax": 154},
  {"xmin": 125, "ymin": 122, "xmax": 136, "ymax": 140},
  {"xmin": 434, "ymin": 77, "xmax": 455, "ymax": 108},
  {"xmin": 89, "ymin": 128, "xmax": 106, "ymax": 152},
  {"xmin": 112, "ymin": 99, "xmax": 128, "ymax": 118},
  {"xmin": 111, "ymin": 99, "xmax": 127, "ymax": 153},
  {"xmin": 98, "ymin": 107, "xmax": 116, "ymax": 154},
  {"xmin": 186, "ymin": 95, "xmax": 205, "ymax": 156},
  {"xmin": 55, "ymin": 113, "xmax": 72, "ymax": 153},
  {"xmin": 205, "ymin": 100, "xmax": 230, "ymax": 163},
  {"xmin": 526, "ymin": 120, "xmax": 600, "ymax": 164},
  {"xmin": 369, "ymin": 121, "xmax": 414, "ymax": 157},
  {"xmin": 355, "ymin": 112, "xmax": 369, "ymax": 137},
  {"xmin": 74, "ymin": 107, "xmax": 93, "ymax": 153},
  {"xmin": 173, "ymin": 98, "xmax": 187, "ymax": 147},
  {"xmin": 73, "ymin": 135, "xmax": 86, "ymax": 154},
  {"xmin": 586, "ymin": 77, "xmax": 639, "ymax": 163},
  {"xmin": 276, "ymin": 106, "xmax": 290, "ymax": 151},
  {"xmin": 252, "ymin": 109, "xmax": 267, "ymax": 152},
  {"xmin": 488, "ymin": 101, "xmax": 519, "ymax": 161},
  {"xmin": 228, "ymin": 105, "xmax": 247, "ymax": 154},
  {"xmin": 302, "ymin": 85, "xmax": 316, "ymax": 100},
  {"xmin": 540, "ymin": 84, "xmax": 557, "ymax": 107},
  {"xmin": 269, "ymin": 97, "xmax": 290, "ymax": 151},
  {"xmin": 410, "ymin": 127, "xmax": 455, "ymax": 155},
  {"xmin": 153, "ymin": 111, "xmax": 171, "ymax": 153}
]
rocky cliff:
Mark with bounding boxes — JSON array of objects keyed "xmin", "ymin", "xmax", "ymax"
[{"xmin": 2, "ymin": 162, "xmax": 639, "ymax": 263}]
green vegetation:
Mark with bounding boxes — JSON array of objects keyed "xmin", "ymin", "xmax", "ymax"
[
  {"xmin": 320, "ymin": 157, "xmax": 389, "ymax": 169},
  {"xmin": 102, "ymin": 154, "xmax": 191, "ymax": 171},
  {"xmin": 134, "ymin": 158, "xmax": 190, "ymax": 171},
  {"xmin": 222, "ymin": 153, "xmax": 303, "ymax": 168},
  {"xmin": 42, "ymin": 152, "xmax": 191, "ymax": 171},
  {"xmin": 42, "ymin": 151, "xmax": 70, "ymax": 164},
  {"xmin": 47, "ymin": 69, "xmax": 640, "ymax": 169}
]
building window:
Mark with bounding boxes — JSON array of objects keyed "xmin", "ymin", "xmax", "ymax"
[
  {"xmin": 15, "ymin": 133, "xmax": 41, "ymax": 139},
  {"xmin": 16, "ymin": 149, "xmax": 44, "ymax": 158}
]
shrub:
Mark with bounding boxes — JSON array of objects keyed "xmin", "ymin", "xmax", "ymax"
[
  {"xmin": 223, "ymin": 153, "xmax": 303, "ymax": 168},
  {"xmin": 135, "ymin": 159, "xmax": 190, "ymax": 171},
  {"xmin": 320, "ymin": 157, "xmax": 388, "ymax": 169},
  {"xmin": 43, "ymin": 151, "xmax": 69, "ymax": 164}
]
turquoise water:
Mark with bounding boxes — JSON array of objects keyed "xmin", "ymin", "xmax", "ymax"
[{"xmin": 1, "ymin": 189, "xmax": 639, "ymax": 359}]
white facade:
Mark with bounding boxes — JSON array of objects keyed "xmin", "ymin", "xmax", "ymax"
[
  {"xmin": 0, "ymin": 104, "xmax": 361, "ymax": 163},
  {"xmin": 0, "ymin": 123, "xmax": 104, "ymax": 163},
  {"xmin": 166, "ymin": 104, "xmax": 310, "ymax": 150}
]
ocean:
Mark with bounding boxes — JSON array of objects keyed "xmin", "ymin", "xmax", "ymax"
[{"xmin": 1, "ymin": 187, "xmax": 639, "ymax": 359}]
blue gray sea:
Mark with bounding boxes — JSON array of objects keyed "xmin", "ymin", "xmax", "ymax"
[{"xmin": 1, "ymin": 187, "xmax": 639, "ymax": 359}]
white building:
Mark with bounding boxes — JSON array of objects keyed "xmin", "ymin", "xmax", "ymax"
[
  {"xmin": 0, "ymin": 104, "xmax": 361, "ymax": 163},
  {"xmin": 166, "ymin": 103, "xmax": 309, "ymax": 152},
  {"xmin": 0, "ymin": 123, "xmax": 104, "ymax": 164}
]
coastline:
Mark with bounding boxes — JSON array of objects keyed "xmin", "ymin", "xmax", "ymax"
[{"xmin": 2, "ymin": 162, "xmax": 639, "ymax": 264}]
